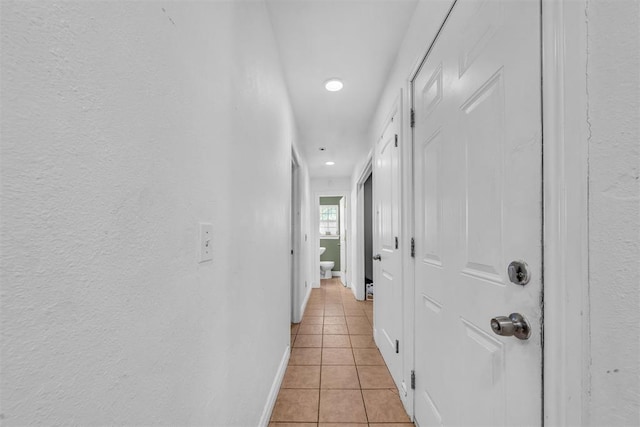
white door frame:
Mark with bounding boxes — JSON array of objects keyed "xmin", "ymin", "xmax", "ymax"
[
  {"xmin": 541, "ymin": 0, "xmax": 590, "ymax": 425},
  {"xmin": 339, "ymin": 197, "xmax": 347, "ymax": 282},
  {"xmin": 290, "ymin": 147, "xmax": 304, "ymax": 323},
  {"xmin": 354, "ymin": 153, "xmax": 374, "ymax": 301},
  {"xmin": 314, "ymin": 191, "xmax": 350, "ymax": 287},
  {"xmin": 402, "ymin": 0, "xmax": 590, "ymax": 424}
]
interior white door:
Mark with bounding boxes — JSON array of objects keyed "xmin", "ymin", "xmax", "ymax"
[
  {"xmin": 412, "ymin": 0, "xmax": 542, "ymax": 425},
  {"xmin": 373, "ymin": 109, "xmax": 402, "ymax": 389}
]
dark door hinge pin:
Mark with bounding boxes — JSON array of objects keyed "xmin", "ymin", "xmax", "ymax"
[
  {"xmin": 394, "ymin": 134, "xmax": 398, "ymax": 147},
  {"xmin": 410, "ymin": 238, "xmax": 415, "ymax": 258},
  {"xmin": 411, "ymin": 370, "xmax": 416, "ymax": 389},
  {"xmin": 395, "ymin": 236, "xmax": 399, "ymax": 249},
  {"xmin": 395, "ymin": 339, "xmax": 399, "ymax": 354}
]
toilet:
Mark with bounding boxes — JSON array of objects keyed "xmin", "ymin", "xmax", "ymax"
[
  {"xmin": 318, "ymin": 247, "xmax": 335, "ymax": 279},
  {"xmin": 320, "ymin": 261, "xmax": 335, "ymax": 279}
]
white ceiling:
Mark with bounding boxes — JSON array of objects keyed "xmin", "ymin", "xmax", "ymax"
[{"xmin": 266, "ymin": 0, "xmax": 418, "ymax": 178}]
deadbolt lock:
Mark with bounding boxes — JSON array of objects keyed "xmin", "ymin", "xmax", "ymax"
[
  {"xmin": 508, "ymin": 260, "xmax": 530, "ymax": 286},
  {"xmin": 490, "ymin": 313, "xmax": 531, "ymax": 340}
]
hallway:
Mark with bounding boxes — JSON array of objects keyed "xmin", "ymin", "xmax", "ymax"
[
  {"xmin": 270, "ymin": 279, "xmax": 412, "ymax": 426},
  {"xmin": 1, "ymin": 1, "xmax": 638, "ymax": 425}
]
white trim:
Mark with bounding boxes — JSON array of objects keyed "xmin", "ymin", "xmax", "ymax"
[
  {"xmin": 371, "ymin": 90, "xmax": 410, "ymax": 409},
  {"xmin": 290, "ymin": 147, "xmax": 303, "ymax": 323},
  {"xmin": 354, "ymin": 152, "xmax": 374, "ymax": 301},
  {"xmin": 356, "ymin": 150, "xmax": 374, "ymax": 186},
  {"xmin": 542, "ymin": 0, "xmax": 590, "ymax": 425},
  {"xmin": 313, "ymin": 190, "xmax": 351, "ymax": 288},
  {"xmin": 258, "ymin": 345, "xmax": 290, "ymax": 427},
  {"xmin": 298, "ymin": 284, "xmax": 312, "ymax": 325},
  {"xmin": 404, "ymin": 4, "xmax": 456, "ymax": 417}
]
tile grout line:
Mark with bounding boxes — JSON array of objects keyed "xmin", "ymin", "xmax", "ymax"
[{"xmin": 317, "ymin": 296, "xmax": 325, "ymax": 424}]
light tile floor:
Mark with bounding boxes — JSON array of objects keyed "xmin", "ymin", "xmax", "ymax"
[{"xmin": 270, "ymin": 278, "xmax": 414, "ymax": 427}]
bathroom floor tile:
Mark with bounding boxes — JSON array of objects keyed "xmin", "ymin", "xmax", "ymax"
[
  {"xmin": 298, "ymin": 324, "xmax": 323, "ymax": 335},
  {"xmin": 322, "ymin": 335, "xmax": 351, "ymax": 348},
  {"xmin": 289, "ymin": 348, "xmax": 322, "ymax": 365},
  {"xmin": 357, "ymin": 365, "xmax": 395, "ymax": 389},
  {"xmin": 319, "ymin": 389, "xmax": 367, "ymax": 423},
  {"xmin": 269, "ymin": 423, "xmax": 317, "ymax": 427},
  {"xmin": 271, "ymin": 389, "xmax": 319, "ymax": 422},
  {"xmin": 353, "ymin": 348, "xmax": 385, "ymax": 366},
  {"xmin": 343, "ymin": 308, "xmax": 366, "ymax": 316},
  {"xmin": 304, "ymin": 309, "xmax": 324, "ymax": 317},
  {"xmin": 318, "ymin": 424, "xmax": 367, "ymax": 427},
  {"xmin": 362, "ymin": 389, "xmax": 411, "ymax": 423},
  {"xmin": 278, "ymin": 279, "xmax": 410, "ymax": 425},
  {"xmin": 323, "ymin": 316, "xmax": 346, "ymax": 325},
  {"xmin": 321, "ymin": 365, "xmax": 360, "ymax": 389},
  {"xmin": 322, "ymin": 348, "xmax": 355, "ymax": 365},
  {"xmin": 301, "ymin": 316, "xmax": 324, "ymax": 325},
  {"xmin": 346, "ymin": 323, "xmax": 372, "ymax": 335},
  {"xmin": 349, "ymin": 335, "xmax": 376, "ymax": 348},
  {"xmin": 294, "ymin": 335, "xmax": 322, "ymax": 348},
  {"xmin": 367, "ymin": 424, "xmax": 415, "ymax": 427},
  {"xmin": 323, "ymin": 324, "xmax": 349, "ymax": 335},
  {"xmin": 282, "ymin": 365, "xmax": 321, "ymax": 389},
  {"xmin": 324, "ymin": 308, "xmax": 344, "ymax": 316}
]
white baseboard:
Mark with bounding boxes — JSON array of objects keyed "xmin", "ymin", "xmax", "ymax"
[
  {"xmin": 331, "ymin": 271, "xmax": 343, "ymax": 278},
  {"xmin": 258, "ymin": 345, "xmax": 290, "ymax": 427}
]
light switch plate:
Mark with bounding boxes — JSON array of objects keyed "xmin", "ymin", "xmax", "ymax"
[{"xmin": 199, "ymin": 223, "xmax": 213, "ymax": 263}]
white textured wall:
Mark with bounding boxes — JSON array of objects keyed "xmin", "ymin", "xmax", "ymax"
[
  {"xmin": 1, "ymin": 1, "xmax": 295, "ymax": 425},
  {"xmin": 586, "ymin": 0, "xmax": 640, "ymax": 424}
]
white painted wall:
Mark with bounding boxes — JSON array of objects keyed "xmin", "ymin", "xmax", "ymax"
[
  {"xmin": 586, "ymin": 0, "xmax": 640, "ymax": 424},
  {"xmin": 1, "ymin": 2, "xmax": 298, "ymax": 425}
]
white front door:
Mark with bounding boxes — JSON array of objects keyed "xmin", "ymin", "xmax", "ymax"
[
  {"xmin": 412, "ymin": 0, "xmax": 542, "ymax": 425},
  {"xmin": 373, "ymin": 107, "xmax": 403, "ymax": 389}
]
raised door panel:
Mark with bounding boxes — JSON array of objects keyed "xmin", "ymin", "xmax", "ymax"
[
  {"xmin": 413, "ymin": 0, "xmax": 542, "ymax": 426},
  {"xmin": 373, "ymin": 109, "xmax": 403, "ymax": 392}
]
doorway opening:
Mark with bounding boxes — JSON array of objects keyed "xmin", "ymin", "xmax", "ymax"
[
  {"xmin": 363, "ymin": 173, "xmax": 374, "ymax": 300},
  {"xmin": 318, "ymin": 196, "xmax": 345, "ymax": 285},
  {"xmin": 354, "ymin": 157, "xmax": 374, "ymax": 301}
]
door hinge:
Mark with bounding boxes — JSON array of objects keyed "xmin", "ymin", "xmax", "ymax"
[
  {"xmin": 411, "ymin": 370, "xmax": 416, "ymax": 389},
  {"xmin": 410, "ymin": 237, "xmax": 415, "ymax": 258},
  {"xmin": 394, "ymin": 134, "xmax": 398, "ymax": 147},
  {"xmin": 395, "ymin": 339, "xmax": 399, "ymax": 354},
  {"xmin": 410, "ymin": 108, "xmax": 415, "ymax": 128},
  {"xmin": 395, "ymin": 236, "xmax": 399, "ymax": 249}
]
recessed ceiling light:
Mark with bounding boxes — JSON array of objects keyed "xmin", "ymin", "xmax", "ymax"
[
  {"xmin": 324, "ymin": 79, "xmax": 343, "ymax": 92},
  {"xmin": 325, "ymin": 161, "xmax": 335, "ymax": 166}
]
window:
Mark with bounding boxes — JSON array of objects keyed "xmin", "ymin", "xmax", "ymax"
[{"xmin": 319, "ymin": 205, "xmax": 339, "ymax": 236}]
